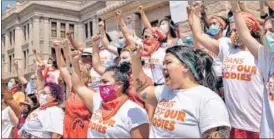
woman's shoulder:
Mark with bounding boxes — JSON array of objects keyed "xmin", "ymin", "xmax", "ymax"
[
  {"xmin": 191, "ymin": 85, "xmax": 222, "ymax": 101},
  {"xmin": 122, "ymin": 100, "xmax": 146, "ymax": 112},
  {"xmin": 45, "ymin": 106, "xmax": 64, "ymax": 114}
]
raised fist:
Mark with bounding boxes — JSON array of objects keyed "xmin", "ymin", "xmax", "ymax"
[
  {"xmin": 138, "ymin": 6, "xmax": 144, "ymax": 12},
  {"xmin": 66, "ymin": 31, "xmax": 72, "ymax": 38},
  {"xmin": 115, "ymin": 10, "xmax": 122, "ymax": 18},
  {"xmin": 32, "ymin": 48, "xmax": 37, "ymax": 54}
]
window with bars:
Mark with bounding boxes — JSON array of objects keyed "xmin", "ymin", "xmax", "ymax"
[
  {"xmin": 9, "ymin": 55, "xmax": 12, "ymax": 72},
  {"xmin": 23, "ymin": 49, "xmax": 29, "ymax": 69},
  {"xmin": 9, "ymin": 31, "xmax": 12, "ymax": 45},
  {"xmin": 24, "ymin": 25, "xmax": 27, "ymax": 41},
  {"xmin": 90, "ymin": 21, "xmax": 93, "ymax": 37},
  {"xmin": 61, "ymin": 23, "xmax": 66, "ymax": 38},
  {"xmin": 13, "ymin": 29, "xmax": 15, "ymax": 44},
  {"xmin": 51, "ymin": 22, "xmax": 57, "ymax": 38},
  {"xmin": 27, "ymin": 23, "xmax": 30, "ymax": 39},
  {"xmin": 69, "ymin": 24, "xmax": 74, "ymax": 39},
  {"xmin": 85, "ymin": 23, "xmax": 88, "ymax": 38}
]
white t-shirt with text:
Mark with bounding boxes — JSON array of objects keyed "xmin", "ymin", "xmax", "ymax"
[
  {"xmin": 1, "ymin": 107, "xmax": 15, "ymax": 138},
  {"xmin": 258, "ymin": 47, "xmax": 274, "ymax": 138},
  {"xmin": 218, "ymin": 38, "xmax": 264, "ymax": 132},
  {"xmin": 150, "ymin": 85, "xmax": 230, "ymax": 138},
  {"xmin": 87, "ymin": 93, "xmax": 149, "ymax": 138},
  {"xmin": 19, "ymin": 106, "xmax": 64, "ymax": 138}
]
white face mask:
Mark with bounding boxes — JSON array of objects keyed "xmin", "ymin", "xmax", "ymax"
[
  {"xmin": 160, "ymin": 24, "xmax": 169, "ymax": 34},
  {"xmin": 39, "ymin": 93, "xmax": 48, "ymax": 106}
]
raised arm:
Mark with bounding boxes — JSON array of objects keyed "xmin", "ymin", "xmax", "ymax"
[
  {"xmin": 32, "ymin": 49, "xmax": 43, "ymax": 64},
  {"xmin": 92, "ymin": 35, "xmax": 105, "ymax": 76},
  {"xmin": 138, "ymin": 6, "xmax": 153, "ymax": 30},
  {"xmin": 187, "ymin": 5, "xmax": 201, "ymax": 48},
  {"xmin": 1, "ymin": 81, "xmax": 22, "ymax": 117},
  {"xmin": 67, "ymin": 31, "xmax": 86, "ymax": 52},
  {"xmin": 14, "ymin": 59, "xmax": 28, "ymax": 85},
  {"xmin": 98, "ymin": 22, "xmax": 119, "ymax": 55},
  {"xmin": 36, "ymin": 63, "xmax": 46, "ymax": 91},
  {"xmin": 266, "ymin": 1, "xmax": 274, "ymax": 11},
  {"xmin": 71, "ymin": 51, "xmax": 95, "ymax": 112},
  {"xmin": 53, "ymin": 41, "xmax": 72, "ymax": 89},
  {"xmin": 230, "ymin": 1, "xmax": 261, "ymax": 59},
  {"xmin": 62, "ymin": 39, "xmax": 73, "ymax": 65},
  {"xmin": 189, "ymin": 3, "xmax": 220, "ymax": 55},
  {"xmin": 115, "ymin": 11, "xmax": 133, "ymax": 41}
]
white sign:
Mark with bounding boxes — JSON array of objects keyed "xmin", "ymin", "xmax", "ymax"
[{"xmin": 169, "ymin": 1, "xmax": 189, "ymax": 23}]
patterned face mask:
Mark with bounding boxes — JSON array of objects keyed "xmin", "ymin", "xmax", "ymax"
[{"xmin": 230, "ymin": 31, "xmax": 243, "ymax": 47}]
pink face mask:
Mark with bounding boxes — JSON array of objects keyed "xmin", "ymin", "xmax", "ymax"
[{"xmin": 99, "ymin": 85, "xmax": 117, "ymax": 102}]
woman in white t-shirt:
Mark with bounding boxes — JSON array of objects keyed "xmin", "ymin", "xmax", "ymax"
[
  {"xmin": 19, "ymin": 64, "xmax": 65, "ymax": 138},
  {"xmin": 190, "ymin": 3, "xmax": 264, "ymax": 138},
  {"xmin": 138, "ymin": 6, "xmax": 183, "ymax": 85},
  {"xmin": 1, "ymin": 97, "xmax": 19, "ymax": 138},
  {"xmin": 70, "ymin": 47, "xmax": 149, "ymax": 138},
  {"xmin": 230, "ymin": 2, "xmax": 274, "ymax": 138},
  {"xmin": 134, "ymin": 45, "xmax": 230, "ymax": 138}
]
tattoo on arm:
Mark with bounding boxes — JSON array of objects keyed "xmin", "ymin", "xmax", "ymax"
[{"xmin": 203, "ymin": 126, "xmax": 230, "ymax": 138}]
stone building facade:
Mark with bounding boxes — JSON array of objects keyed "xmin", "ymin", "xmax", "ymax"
[{"xmin": 1, "ymin": 1, "xmax": 263, "ymax": 81}]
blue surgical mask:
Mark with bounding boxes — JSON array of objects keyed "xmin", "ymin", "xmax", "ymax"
[
  {"xmin": 264, "ymin": 34, "xmax": 274, "ymax": 52},
  {"xmin": 208, "ymin": 24, "xmax": 220, "ymax": 36},
  {"xmin": 7, "ymin": 82, "xmax": 14, "ymax": 90},
  {"xmin": 118, "ymin": 39, "xmax": 126, "ymax": 48},
  {"xmin": 186, "ymin": 36, "xmax": 193, "ymax": 46}
]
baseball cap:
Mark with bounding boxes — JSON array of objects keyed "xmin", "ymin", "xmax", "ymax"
[{"xmin": 82, "ymin": 48, "xmax": 93, "ymax": 56}]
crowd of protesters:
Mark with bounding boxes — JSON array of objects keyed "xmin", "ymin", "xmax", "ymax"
[{"xmin": 1, "ymin": 1, "xmax": 274, "ymax": 138}]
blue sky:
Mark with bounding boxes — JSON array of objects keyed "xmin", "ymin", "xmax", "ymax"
[{"xmin": 2, "ymin": 1, "xmax": 16, "ymax": 12}]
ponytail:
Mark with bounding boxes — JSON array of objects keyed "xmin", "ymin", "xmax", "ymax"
[{"xmin": 194, "ymin": 49, "xmax": 217, "ymax": 92}]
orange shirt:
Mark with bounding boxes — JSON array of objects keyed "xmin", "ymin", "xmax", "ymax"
[{"xmin": 63, "ymin": 90, "xmax": 92, "ymax": 138}]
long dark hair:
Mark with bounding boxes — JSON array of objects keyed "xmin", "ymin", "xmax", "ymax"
[
  {"xmin": 159, "ymin": 18, "xmax": 177, "ymax": 39},
  {"xmin": 104, "ymin": 62, "xmax": 131, "ymax": 94},
  {"xmin": 166, "ymin": 45, "xmax": 217, "ymax": 92}
]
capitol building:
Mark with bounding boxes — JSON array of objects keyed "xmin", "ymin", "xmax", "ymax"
[{"xmin": 1, "ymin": 1, "xmax": 262, "ymax": 81}]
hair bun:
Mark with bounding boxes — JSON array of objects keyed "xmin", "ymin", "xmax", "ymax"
[{"xmin": 119, "ymin": 61, "xmax": 131, "ymax": 74}]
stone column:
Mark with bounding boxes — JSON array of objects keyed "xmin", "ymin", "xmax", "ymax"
[
  {"xmin": 29, "ymin": 19, "xmax": 33, "ymax": 47},
  {"xmin": 14, "ymin": 25, "xmax": 23, "ymax": 60},
  {"xmin": 3, "ymin": 32, "xmax": 10, "ymax": 78},
  {"xmin": 92, "ymin": 18, "xmax": 98, "ymax": 36},
  {"xmin": 43, "ymin": 17, "xmax": 50, "ymax": 59},
  {"xmin": 32, "ymin": 17, "xmax": 40, "ymax": 53},
  {"xmin": 13, "ymin": 25, "xmax": 24, "ymax": 76},
  {"xmin": 76, "ymin": 23, "xmax": 84, "ymax": 43},
  {"xmin": 66, "ymin": 23, "xmax": 69, "ymax": 33},
  {"xmin": 57, "ymin": 21, "xmax": 60, "ymax": 38}
]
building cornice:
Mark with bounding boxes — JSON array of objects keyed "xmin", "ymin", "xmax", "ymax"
[
  {"xmin": 97, "ymin": 1, "xmax": 169, "ymax": 20},
  {"xmin": 2, "ymin": 1, "xmax": 81, "ymax": 21}
]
